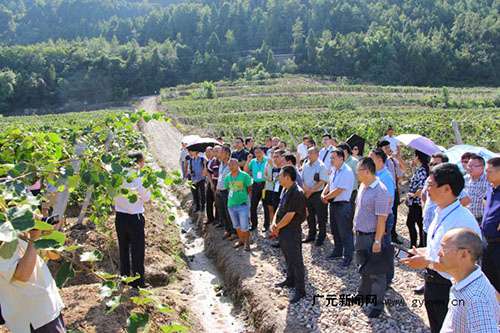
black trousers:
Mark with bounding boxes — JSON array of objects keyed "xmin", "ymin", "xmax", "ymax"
[
  {"xmin": 115, "ymin": 212, "xmax": 145, "ymax": 287},
  {"xmin": 30, "ymin": 313, "xmax": 66, "ymax": 333},
  {"xmin": 406, "ymin": 203, "xmax": 424, "ymax": 247},
  {"xmin": 215, "ymin": 190, "xmax": 234, "ymax": 234},
  {"xmin": 424, "ymin": 269, "xmax": 451, "ymax": 333},
  {"xmin": 306, "ymin": 191, "xmax": 328, "ymax": 240},
  {"xmin": 483, "ymin": 240, "xmax": 500, "ymax": 293},
  {"xmin": 250, "ymin": 182, "xmax": 269, "ymax": 229},
  {"xmin": 0, "ymin": 305, "xmax": 4, "ymax": 325},
  {"xmin": 191, "ymin": 180, "xmax": 206, "ymax": 210},
  {"xmin": 206, "ymin": 183, "xmax": 216, "ymax": 222},
  {"xmin": 279, "ymin": 228, "xmax": 305, "ymax": 293},
  {"xmin": 391, "ymin": 190, "xmax": 400, "ymax": 238}
]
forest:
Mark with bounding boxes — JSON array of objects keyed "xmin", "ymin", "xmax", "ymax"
[{"xmin": 0, "ymin": 0, "xmax": 498, "ymax": 113}]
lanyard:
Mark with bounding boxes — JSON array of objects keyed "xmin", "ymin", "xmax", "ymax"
[{"xmin": 431, "ymin": 202, "xmax": 461, "ymax": 240}]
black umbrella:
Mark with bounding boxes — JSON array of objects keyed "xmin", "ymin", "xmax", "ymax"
[
  {"xmin": 346, "ymin": 134, "xmax": 366, "ymax": 156},
  {"xmin": 186, "ymin": 137, "xmax": 219, "ymax": 152}
]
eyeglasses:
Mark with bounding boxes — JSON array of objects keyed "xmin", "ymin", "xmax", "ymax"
[
  {"xmin": 429, "ymin": 162, "xmax": 437, "ymax": 167},
  {"xmin": 468, "ymin": 164, "xmax": 483, "ymax": 169}
]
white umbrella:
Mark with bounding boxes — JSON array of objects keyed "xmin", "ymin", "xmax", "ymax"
[
  {"xmin": 395, "ymin": 134, "xmax": 442, "ymax": 156},
  {"xmin": 181, "ymin": 135, "xmax": 201, "ymax": 145},
  {"xmin": 445, "ymin": 144, "xmax": 499, "ymax": 166}
]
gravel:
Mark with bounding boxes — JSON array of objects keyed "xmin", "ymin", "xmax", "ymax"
[{"xmin": 245, "ymin": 204, "xmax": 431, "ymax": 333}]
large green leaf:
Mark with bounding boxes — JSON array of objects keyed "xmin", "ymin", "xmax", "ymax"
[
  {"xmin": 55, "ymin": 261, "xmax": 75, "ymax": 288},
  {"xmin": 8, "ymin": 205, "xmax": 35, "ymax": 231},
  {"xmin": 127, "ymin": 313, "xmax": 149, "ymax": 333},
  {"xmin": 34, "ymin": 230, "xmax": 66, "ymax": 249},
  {"xmin": 0, "ymin": 239, "xmax": 18, "ymax": 259}
]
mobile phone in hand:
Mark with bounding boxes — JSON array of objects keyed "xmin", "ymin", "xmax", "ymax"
[{"xmin": 393, "ymin": 243, "xmax": 415, "ymax": 259}]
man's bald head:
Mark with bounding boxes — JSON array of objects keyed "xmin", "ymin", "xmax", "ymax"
[{"xmin": 443, "ymin": 228, "xmax": 483, "ymax": 262}]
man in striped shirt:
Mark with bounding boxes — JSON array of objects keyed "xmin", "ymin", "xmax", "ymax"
[{"xmin": 438, "ymin": 228, "xmax": 499, "ymax": 333}]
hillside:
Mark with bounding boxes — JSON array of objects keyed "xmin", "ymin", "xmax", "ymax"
[
  {"xmin": 161, "ymin": 75, "xmax": 500, "ymax": 151},
  {"xmin": 1, "ymin": 0, "xmax": 498, "ymax": 113}
]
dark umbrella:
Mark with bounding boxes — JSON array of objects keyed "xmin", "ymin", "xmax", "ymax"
[
  {"xmin": 186, "ymin": 137, "xmax": 220, "ymax": 152},
  {"xmin": 346, "ymin": 134, "xmax": 366, "ymax": 156}
]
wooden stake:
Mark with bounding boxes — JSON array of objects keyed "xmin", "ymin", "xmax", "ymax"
[{"xmin": 451, "ymin": 120, "xmax": 463, "ymax": 145}]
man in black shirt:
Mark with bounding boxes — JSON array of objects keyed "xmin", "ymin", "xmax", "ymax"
[
  {"xmin": 231, "ymin": 136, "xmax": 249, "ymax": 168},
  {"xmin": 271, "ymin": 166, "xmax": 307, "ymax": 303},
  {"xmin": 245, "ymin": 137, "xmax": 255, "ymax": 155}
]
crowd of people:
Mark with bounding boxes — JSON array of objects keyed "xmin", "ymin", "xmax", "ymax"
[
  {"xmin": 181, "ymin": 126, "xmax": 499, "ymax": 332},
  {"xmin": 1, "ymin": 125, "xmax": 497, "ymax": 333}
]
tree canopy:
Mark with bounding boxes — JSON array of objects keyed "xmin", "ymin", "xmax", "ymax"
[{"xmin": 0, "ymin": 0, "xmax": 498, "ymax": 113}]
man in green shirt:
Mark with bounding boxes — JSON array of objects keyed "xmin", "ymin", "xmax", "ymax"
[
  {"xmin": 244, "ymin": 146, "xmax": 269, "ymax": 232},
  {"xmin": 225, "ymin": 158, "xmax": 253, "ymax": 250}
]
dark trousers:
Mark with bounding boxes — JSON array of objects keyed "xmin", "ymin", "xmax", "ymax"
[
  {"xmin": 355, "ymin": 233, "xmax": 386, "ymax": 311},
  {"xmin": 383, "ymin": 214, "xmax": 395, "ymax": 285},
  {"xmin": 191, "ymin": 180, "xmax": 206, "ymax": 210},
  {"xmin": 279, "ymin": 228, "xmax": 305, "ymax": 293},
  {"xmin": 406, "ymin": 203, "xmax": 424, "ymax": 247},
  {"xmin": 483, "ymin": 241, "xmax": 500, "ymax": 293},
  {"xmin": 216, "ymin": 190, "xmax": 234, "ymax": 234},
  {"xmin": 115, "ymin": 212, "xmax": 145, "ymax": 286},
  {"xmin": 30, "ymin": 313, "xmax": 66, "ymax": 333},
  {"xmin": 250, "ymin": 182, "xmax": 269, "ymax": 229},
  {"xmin": 329, "ymin": 201, "xmax": 354, "ymax": 260},
  {"xmin": 424, "ymin": 269, "xmax": 451, "ymax": 333},
  {"xmin": 391, "ymin": 190, "xmax": 400, "ymax": 239},
  {"xmin": 0, "ymin": 305, "xmax": 4, "ymax": 325},
  {"xmin": 206, "ymin": 183, "xmax": 216, "ymax": 222},
  {"xmin": 306, "ymin": 192, "xmax": 328, "ymax": 241}
]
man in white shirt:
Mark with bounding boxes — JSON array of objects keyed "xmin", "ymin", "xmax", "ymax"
[
  {"xmin": 382, "ymin": 126, "xmax": 399, "ymax": 156},
  {"xmin": 0, "ymin": 229, "xmax": 66, "ymax": 333},
  {"xmin": 402, "ymin": 163, "xmax": 481, "ymax": 333},
  {"xmin": 296, "ymin": 135, "xmax": 310, "ymax": 163},
  {"xmin": 438, "ymin": 228, "xmax": 499, "ymax": 333},
  {"xmin": 319, "ymin": 134, "xmax": 334, "ymax": 166},
  {"xmin": 114, "ymin": 152, "xmax": 151, "ymax": 288}
]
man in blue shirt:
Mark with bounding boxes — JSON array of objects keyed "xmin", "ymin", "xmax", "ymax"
[
  {"xmin": 482, "ymin": 157, "xmax": 500, "ymax": 293},
  {"xmin": 321, "ymin": 149, "xmax": 355, "ymax": 266},
  {"xmin": 369, "ymin": 148, "xmax": 395, "ymax": 287}
]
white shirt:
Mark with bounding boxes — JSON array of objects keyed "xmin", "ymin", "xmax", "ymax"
[
  {"xmin": 297, "ymin": 143, "xmax": 309, "ymax": 160},
  {"xmin": 0, "ymin": 241, "xmax": 64, "ymax": 332},
  {"xmin": 383, "ymin": 135, "xmax": 399, "ymax": 155},
  {"xmin": 426, "ymin": 200, "xmax": 481, "ymax": 279},
  {"xmin": 114, "ymin": 174, "xmax": 151, "ymax": 214},
  {"xmin": 440, "ymin": 266, "xmax": 499, "ymax": 333}
]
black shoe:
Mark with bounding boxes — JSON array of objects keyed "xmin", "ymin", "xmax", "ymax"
[
  {"xmin": 368, "ymin": 308, "xmax": 382, "ymax": 318},
  {"xmin": 249, "ymin": 226, "xmax": 256, "ymax": 231},
  {"xmin": 340, "ymin": 258, "xmax": 352, "ymax": 267},
  {"xmin": 302, "ymin": 236, "xmax": 315, "ymax": 243},
  {"xmin": 275, "ymin": 280, "xmax": 293, "ymax": 288},
  {"xmin": 290, "ymin": 291, "xmax": 306, "ymax": 303},
  {"xmin": 414, "ymin": 284, "xmax": 425, "ymax": 295},
  {"xmin": 215, "ymin": 223, "xmax": 223, "ymax": 229},
  {"xmin": 314, "ymin": 239, "xmax": 324, "ymax": 246},
  {"xmin": 271, "ymin": 242, "xmax": 280, "ymax": 248},
  {"xmin": 328, "ymin": 252, "xmax": 342, "ymax": 259}
]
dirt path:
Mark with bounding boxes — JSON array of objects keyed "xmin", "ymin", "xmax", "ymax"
[{"xmin": 138, "ymin": 96, "xmax": 183, "ymax": 171}]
